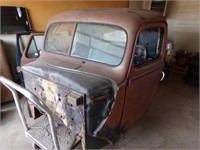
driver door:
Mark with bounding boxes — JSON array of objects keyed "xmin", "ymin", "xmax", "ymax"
[{"xmin": 121, "ymin": 23, "xmax": 167, "ymax": 130}]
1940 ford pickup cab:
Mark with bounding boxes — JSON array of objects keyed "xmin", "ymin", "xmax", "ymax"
[{"xmin": 0, "ymin": 9, "xmax": 167, "ymax": 149}]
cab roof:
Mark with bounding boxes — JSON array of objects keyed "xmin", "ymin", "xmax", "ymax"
[{"xmin": 47, "ymin": 9, "xmax": 166, "ymax": 29}]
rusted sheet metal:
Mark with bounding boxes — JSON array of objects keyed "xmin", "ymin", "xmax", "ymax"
[
  {"xmin": 122, "ymin": 67, "xmax": 163, "ymax": 130},
  {"xmin": 24, "ymin": 73, "xmax": 85, "ymax": 148},
  {"xmin": 22, "ymin": 58, "xmax": 118, "ymax": 148},
  {"xmin": 48, "ymin": 9, "xmax": 166, "ymax": 30},
  {"xmin": 22, "ymin": 61, "xmax": 89, "ymax": 148},
  {"xmin": 96, "ymin": 84, "xmax": 127, "ymax": 143}
]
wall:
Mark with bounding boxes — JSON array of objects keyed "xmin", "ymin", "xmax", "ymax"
[
  {"xmin": 129, "ymin": 1, "xmax": 151, "ymax": 10},
  {"xmin": 165, "ymin": 1, "xmax": 199, "ymax": 52},
  {"xmin": 0, "ymin": 0, "xmax": 129, "ymax": 32},
  {"xmin": 129, "ymin": 0, "xmax": 143, "ymax": 9},
  {"xmin": 129, "ymin": 0, "xmax": 199, "ymax": 53}
]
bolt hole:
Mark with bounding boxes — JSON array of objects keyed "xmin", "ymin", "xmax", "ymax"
[{"xmin": 34, "ymin": 87, "xmax": 36, "ymax": 90}]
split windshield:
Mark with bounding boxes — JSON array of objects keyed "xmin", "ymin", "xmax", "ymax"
[{"xmin": 44, "ymin": 23, "xmax": 127, "ymax": 65}]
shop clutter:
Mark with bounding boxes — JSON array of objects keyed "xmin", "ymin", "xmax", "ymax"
[{"xmin": 169, "ymin": 49, "xmax": 199, "ymax": 86}]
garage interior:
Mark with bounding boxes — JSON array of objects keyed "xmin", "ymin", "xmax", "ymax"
[{"xmin": 0, "ymin": 0, "xmax": 199, "ymax": 150}]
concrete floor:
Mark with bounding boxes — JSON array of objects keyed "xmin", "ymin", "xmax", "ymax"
[{"xmin": 0, "ymin": 73, "xmax": 199, "ymax": 149}]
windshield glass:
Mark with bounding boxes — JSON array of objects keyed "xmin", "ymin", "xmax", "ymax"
[
  {"xmin": 44, "ymin": 23, "xmax": 127, "ymax": 66},
  {"xmin": 71, "ymin": 24, "xmax": 126, "ymax": 65},
  {"xmin": 44, "ymin": 23, "xmax": 75, "ymax": 55}
]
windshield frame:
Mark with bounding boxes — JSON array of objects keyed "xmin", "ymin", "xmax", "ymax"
[{"xmin": 44, "ymin": 22, "xmax": 128, "ymax": 67}]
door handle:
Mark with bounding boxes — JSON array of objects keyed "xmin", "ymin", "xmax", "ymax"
[{"xmin": 160, "ymin": 71, "xmax": 165, "ymax": 81}]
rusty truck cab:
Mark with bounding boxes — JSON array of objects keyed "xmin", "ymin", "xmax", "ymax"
[{"xmin": 2, "ymin": 9, "xmax": 167, "ymax": 149}]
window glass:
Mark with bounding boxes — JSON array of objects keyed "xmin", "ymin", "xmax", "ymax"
[
  {"xmin": 71, "ymin": 24, "xmax": 127, "ymax": 66},
  {"xmin": 134, "ymin": 27, "xmax": 163, "ymax": 66},
  {"xmin": 27, "ymin": 35, "xmax": 43, "ymax": 58},
  {"xmin": 44, "ymin": 23, "xmax": 75, "ymax": 55}
]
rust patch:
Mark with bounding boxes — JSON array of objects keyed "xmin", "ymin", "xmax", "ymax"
[{"xmin": 24, "ymin": 73, "xmax": 85, "ymax": 148}]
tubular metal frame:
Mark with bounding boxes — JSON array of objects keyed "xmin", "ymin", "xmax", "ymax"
[{"xmin": 0, "ymin": 76, "xmax": 60, "ymax": 150}]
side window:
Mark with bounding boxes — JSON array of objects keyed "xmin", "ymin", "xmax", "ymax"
[
  {"xmin": 27, "ymin": 35, "xmax": 44, "ymax": 58},
  {"xmin": 134, "ymin": 27, "xmax": 164, "ymax": 66}
]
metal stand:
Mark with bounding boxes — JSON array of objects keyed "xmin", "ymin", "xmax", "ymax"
[{"xmin": 0, "ymin": 76, "xmax": 60, "ymax": 150}]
